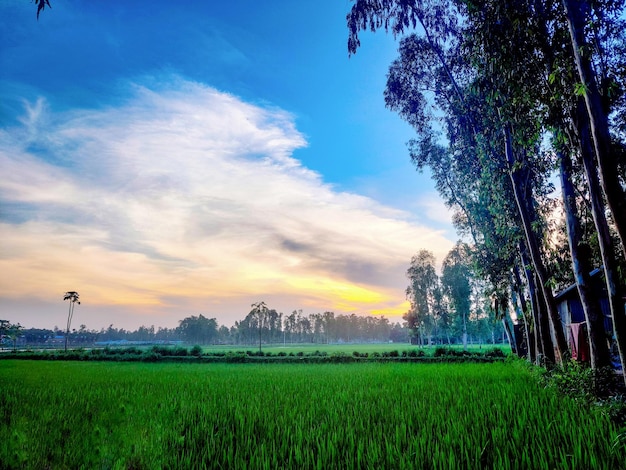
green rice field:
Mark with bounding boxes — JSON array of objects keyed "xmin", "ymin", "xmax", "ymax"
[
  {"xmin": 199, "ymin": 342, "xmax": 511, "ymax": 356},
  {"xmin": 1, "ymin": 360, "xmax": 624, "ymax": 469}
]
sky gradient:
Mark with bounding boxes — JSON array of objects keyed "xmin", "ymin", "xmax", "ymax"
[{"xmin": 0, "ymin": 1, "xmax": 455, "ymax": 330}]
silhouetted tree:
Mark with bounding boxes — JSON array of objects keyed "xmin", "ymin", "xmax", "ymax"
[
  {"xmin": 251, "ymin": 301, "xmax": 269, "ymax": 353},
  {"xmin": 63, "ymin": 291, "xmax": 80, "ymax": 351},
  {"xmin": 177, "ymin": 315, "xmax": 218, "ymax": 345},
  {"xmin": 404, "ymin": 250, "xmax": 438, "ymax": 345}
]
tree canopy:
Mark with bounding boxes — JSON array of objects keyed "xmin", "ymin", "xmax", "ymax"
[{"xmin": 347, "ymin": 0, "xmax": 626, "ymax": 377}]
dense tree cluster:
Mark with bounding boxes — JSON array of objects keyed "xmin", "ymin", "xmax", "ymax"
[
  {"xmin": 403, "ymin": 245, "xmax": 506, "ymax": 348},
  {"xmin": 0, "ymin": 320, "xmax": 23, "ymax": 352},
  {"xmin": 347, "ymin": 0, "xmax": 626, "ymax": 381}
]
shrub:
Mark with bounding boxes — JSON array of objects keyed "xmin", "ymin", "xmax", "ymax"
[
  {"xmin": 172, "ymin": 347, "xmax": 188, "ymax": 357},
  {"xmin": 485, "ymin": 348, "xmax": 506, "ymax": 358},
  {"xmin": 190, "ymin": 345, "xmax": 203, "ymax": 357},
  {"xmin": 141, "ymin": 352, "xmax": 161, "ymax": 362},
  {"xmin": 225, "ymin": 351, "xmax": 247, "ymax": 363},
  {"xmin": 434, "ymin": 347, "xmax": 448, "ymax": 357},
  {"xmin": 151, "ymin": 346, "xmax": 170, "ymax": 355}
]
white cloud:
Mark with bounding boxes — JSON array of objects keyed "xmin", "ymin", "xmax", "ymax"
[
  {"xmin": 416, "ymin": 194, "xmax": 456, "ymax": 227},
  {"xmin": 0, "ymin": 78, "xmax": 454, "ymax": 328}
]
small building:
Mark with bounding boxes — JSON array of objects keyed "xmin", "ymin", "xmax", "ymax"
[{"xmin": 554, "ymin": 268, "xmax": 617, "ymax": 365}]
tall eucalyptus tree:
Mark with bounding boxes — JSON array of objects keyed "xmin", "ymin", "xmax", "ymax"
[
  {"xmin": 441, "ymin": 243, "xmax": 472, "ymax": 350},
  {"xmin": 346, "ymin": 0, "xmax": 625, "ymax": 371},
  {"xmin": 404, "ymin": 250, "xmax": 438, "ymax": 345}
]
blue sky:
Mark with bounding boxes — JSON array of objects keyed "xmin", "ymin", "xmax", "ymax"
[{"xmin": 0, "ymin": 0, "xmax": 454, "ymax": 330}]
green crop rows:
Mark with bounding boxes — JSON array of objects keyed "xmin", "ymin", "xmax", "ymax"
[{"xmin": 1, "ymin": 361, "xmax": 623, "ymax": 469}]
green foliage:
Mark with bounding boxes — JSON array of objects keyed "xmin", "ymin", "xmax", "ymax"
[
  {"xmin": 1, "ymin": 361, "xmax": 624, "ymax": 469},
  {"xmin": 1, "ymin": 344, "xmax": 510, "ymax": 364},
  {"xmin": 177, "ymin": 315, "xmax": 218, "ymax": 345},
  {"xmin": 537, "ymin": 360, "xmax": 626, "ymax": 427}
]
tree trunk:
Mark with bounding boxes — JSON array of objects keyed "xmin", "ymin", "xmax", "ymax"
[
  {"xmin": 514, "ymin": 265, "xmax": 536, "ymax": 363},
  {"xmin": 503, "ymin": 125, "xmax": 568, "ymax": 362},
  {"xmin": 562, "ymin": 0, "xmax": 626, "ymax": 260},
  {"xmin": 576, "ymin": 106, "xmax": 626, "ymax": 383},
  {"xmin": 502, "ymin": 317, "xmax": 516, "ymax": 355},
  {"xmin": 511, "ymin": 267, "xmax": 535, "ymax": 362},
  {"xmin": 520, "ymin": 248, "xmax": 549, "ymax": 363},
  {"xmin": 535, "ymin": 272, "xmax": 557, "ymax": 365},
  {"xmin": 559, "ymin": 148, "xmax": 612, "ymax": 369}
]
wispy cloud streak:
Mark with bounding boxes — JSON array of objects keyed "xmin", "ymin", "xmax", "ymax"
[{"xmin": 0, "ymin": 78, "xmax": 453, "ymax": 327}]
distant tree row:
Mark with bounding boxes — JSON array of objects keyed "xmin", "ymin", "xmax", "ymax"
[{"xmin": 3, "ymin": 301, "xmax": 508, "ymax": 349}]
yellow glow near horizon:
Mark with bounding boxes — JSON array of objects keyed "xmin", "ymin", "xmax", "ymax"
[
  {"xmin": 287, "ymin": 276, "xmax": 386, "ymax": 306},
  {"xmin": 370, "ymin": 300, "xmax": 411, "ymax": 317}
]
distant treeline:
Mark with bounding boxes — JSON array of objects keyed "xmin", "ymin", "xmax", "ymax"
[{"xmin": 7, "ymin": 308, "xmax": 505, "ymax": 348}]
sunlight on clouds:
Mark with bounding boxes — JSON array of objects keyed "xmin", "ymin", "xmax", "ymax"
[
  {"xmin": 287, "ymin": 276, "xmax": 385, "ymax": 304},
  {"xmin": 371, "ymin": 301, "xmax": 411, "ymax": 318},
  {"xmin": 0, "ymin": 77, "xmax": 453, "ymax": 327}
]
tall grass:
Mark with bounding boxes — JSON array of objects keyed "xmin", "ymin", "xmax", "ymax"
[{"xmin": 1, "ymin": 361, "xmax": 623, "ymax": 469}]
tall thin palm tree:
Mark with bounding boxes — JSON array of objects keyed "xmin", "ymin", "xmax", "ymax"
[{"xmin": 63, "ymin": 291, "xmax": 80, "ymax": 351}]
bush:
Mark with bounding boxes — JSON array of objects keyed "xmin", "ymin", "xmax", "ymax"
[
  {"xmin": 141, "ymin": 352, "xmax": 161, "ymax": 362},
  {"xmin": 408, "ymin": 349, "xmax": 424, "ymax": 358},
  {"xmin": 172, "ymin": 347, "xmax": 188, "ymax": 357},
  {"xmin": 485, "ymin": 348, "xmax": 506, "ymax": 358},
  {"xmin": 225, "ymin": 352, "xmax": 247, "ymax": 363},
  {"xmin": 151, "ymin": 346, "xmax": 169, "ymax": 355},
  {"xmin": 190, "ymin": 345, "xmax": 203, "ymax": 357},
  {"xmin": 433, "ymin": 347, "xmax": 449, "ymax": 357}
]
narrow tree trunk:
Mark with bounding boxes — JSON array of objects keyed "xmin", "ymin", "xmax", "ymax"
[
  {"xmin": 513, "ymin": 264, "xmax": 537, "ymax": 363},
  {"xmin": 462, "ymin": 314, "xmax": 468, "ymax": 351},
  {"xmin": 562, "ymin": 0, "xmax": 626, "ymax": 259},
  {"xmin": 503, "ymin": 125, "xmax": 568, "ymax": 362},
  {"xmin": 535, "ymin": 273, "xmax": 557, "ymax": 365},
  {"xmin": 520, "ymin": 248, "xmax": 548, "ymax": 363},
  {"xmin": 559, "ymin": 148, "xmax": 612, "ymax": 369},
  {"xmin": 502, "ymin": 317, "xmax": 516, "ymax": 355},
  {"xmin": 577, "ymin": 107, "xmax": 626, "ymax": 383}
]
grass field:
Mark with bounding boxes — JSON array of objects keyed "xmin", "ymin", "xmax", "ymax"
[
  {"xmin": 199, "ymin": 342, "xmax": 512, "ymax": 356},
  {"xmin": 1, "ymin": 360, "xmax": 624, "ymax": 469}
]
